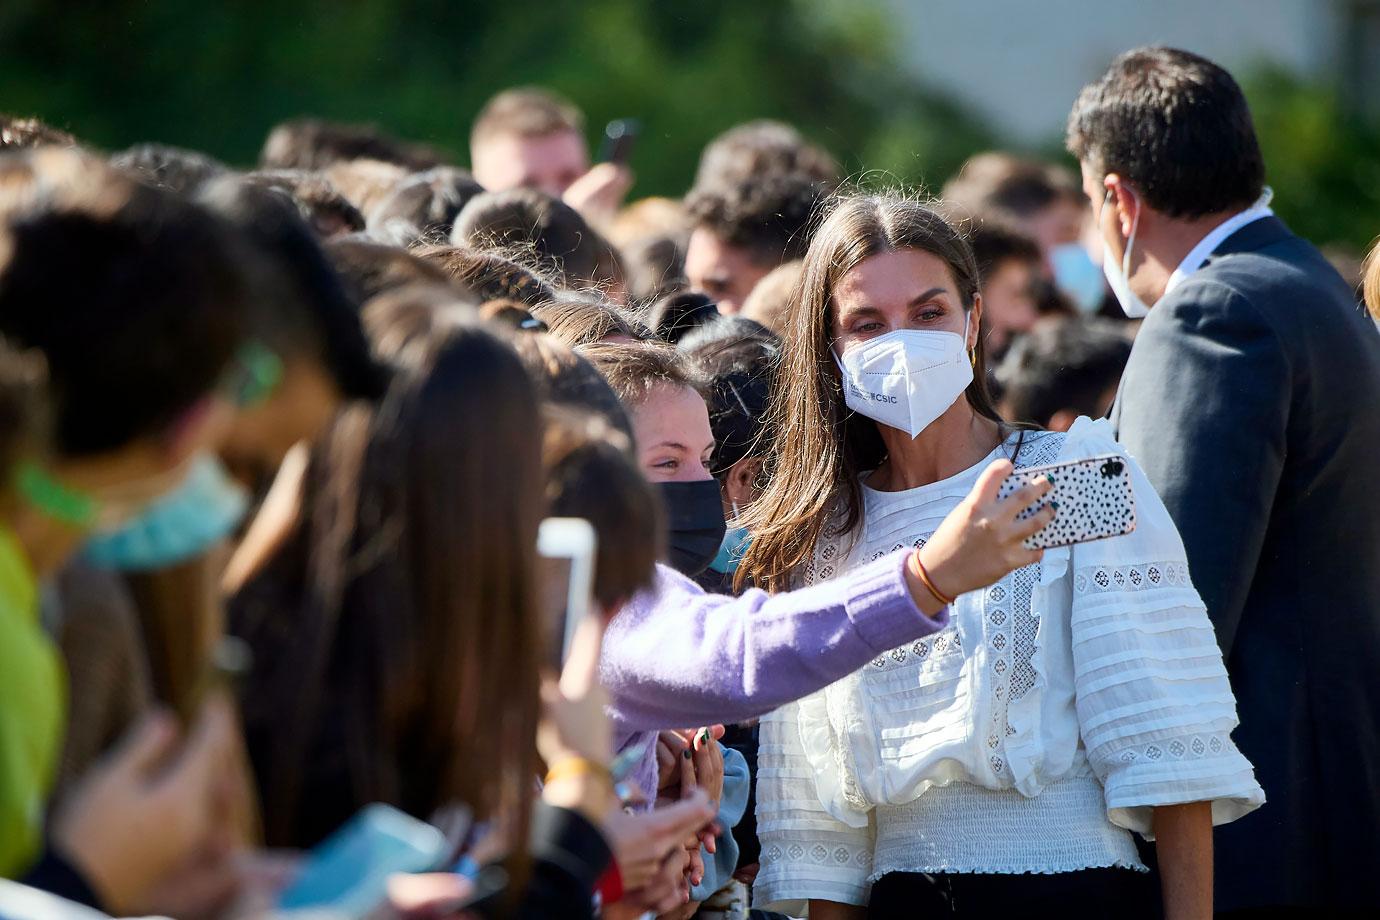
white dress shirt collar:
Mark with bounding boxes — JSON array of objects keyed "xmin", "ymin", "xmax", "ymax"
[{"xmin": 1164, "ymin": 187, "xmax": 1275, "ymax": 296}]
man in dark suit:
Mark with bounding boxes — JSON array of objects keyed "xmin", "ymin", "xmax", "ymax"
[{"xmin": 1068, "ymin": 47, "xmax": 1380, "ymax": 913}]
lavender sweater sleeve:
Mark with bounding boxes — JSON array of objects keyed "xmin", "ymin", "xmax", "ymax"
[{"xmin": 601, "ymin": 549, "xmax": 947, "ymax": 734}]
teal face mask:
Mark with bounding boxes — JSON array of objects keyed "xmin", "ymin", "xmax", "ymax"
[
  {"xmin": 83, "ymin": 454, "xmax": 249, "ymax": 571},
  {"xmin": 709, "ymin": 522, "xmax": 752, "ymax": 575},
  {"xmin": 1050, "ymin": 242, "xmax": 1106, "ymax": 315}
]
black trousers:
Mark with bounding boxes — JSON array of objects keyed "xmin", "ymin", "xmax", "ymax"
[{"xmin": 866, "ymin": 867, "xmax": 1158, "ymax": 918}]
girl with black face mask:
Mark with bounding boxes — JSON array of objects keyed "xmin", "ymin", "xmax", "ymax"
[{"xmin": 579, "ymin": 342, "xmax": 725, "ymax": 578}]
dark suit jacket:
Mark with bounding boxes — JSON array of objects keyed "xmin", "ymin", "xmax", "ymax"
[{"xmin": 1112, "ymin": 216, "xmax": 1380, "ymax": 910}]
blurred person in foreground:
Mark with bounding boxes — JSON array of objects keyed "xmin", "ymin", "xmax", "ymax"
[
  {"xmin": 1069, "ymin": 45, "xmax": 1380, "ymax": 912},
  {"xmin": 0, "ymin": 149, "xmax": 254, "ymax": 915},
  {"xmin": 469, "ymin": 87, "xmax": 632, "ymax": 226}
]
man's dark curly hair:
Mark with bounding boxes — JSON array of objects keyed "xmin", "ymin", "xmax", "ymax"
[{"xmin": 684, "ymin": 172, "xmax": 828, "ymax": 265}]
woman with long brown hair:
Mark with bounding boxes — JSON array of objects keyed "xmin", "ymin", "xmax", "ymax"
[
  {"xmin": 232, "ymin": 324, "xmax": 620, "ymax": 916},
  {"xmin": 744, "ymin": 194, "xmax": 1264, "ymax": 918}
]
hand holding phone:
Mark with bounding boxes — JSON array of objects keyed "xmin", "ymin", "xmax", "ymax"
[
  {"xmin": 538, "ymin": 518, "xmax": 598, "ymax": 668},
  {"xmin": 276, "ymin": 804, "xmax": 446, "ymax": 917},
  {"xmin": 598, "ymin": 118, "xmax": 640, "ymax": 165},
  {"xmin": 997, "ymin": 453, "xmax": 1137, "ymax": 550}
]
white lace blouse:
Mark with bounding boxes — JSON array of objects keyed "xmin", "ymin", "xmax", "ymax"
[{"xmin": 753, "ymin": 420, "xmax": 1264, "ymax": 908}]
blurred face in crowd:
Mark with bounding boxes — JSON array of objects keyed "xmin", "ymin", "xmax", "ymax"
[
  {"xmin": 62, "ymin": 396, "xmax": 237, "ymax": 529},
  {"xmin": 979, "ymin": 256, "xmax": 1039, "ymax": 353},
  {"xmin": 471, "ymin": 128, "xmax": 589, "ymax": 198},
  {"xmin": 1023, "ymin": 196, "xmax": 1087, "ymax": 257},
  {"xmin": 831, "ymin": 248, "xmax": 980, "ymax": 357},
  {"xmin": 684, "ymin": 228, "xmax": 773, "ymax": 316},
  {"xmin": 221, "ymin": 357, "xmax": 343, "ymax": 488},
  {"xmin": 629, "ymin": 382, "xmax": 716, "ymax": 484}
]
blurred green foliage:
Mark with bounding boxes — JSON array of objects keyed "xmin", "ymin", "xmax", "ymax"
[
  {"xmin": 0, "ymin": 0, "xmax": 994, "ymax": 196},
  {"xmin": 1, "ymin": 1, "xmax": 1375, "ymax": 250},
  {"xmin": 1240, "ymin": 64, "xmax": 1380, "ymax": 254}
]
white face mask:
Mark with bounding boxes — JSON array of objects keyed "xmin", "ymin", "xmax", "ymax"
[
  {"xmin": 1099, "ymin": 189, "xmax": 1151, "ymax": 319},
  {"xmin": 835, "ymin": 314, "xmax": 973, "ymax": 439}
]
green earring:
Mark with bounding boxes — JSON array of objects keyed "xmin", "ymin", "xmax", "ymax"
[{"xmin": 14, "ymin": 462, "xmax": 98, "ymax": 528}]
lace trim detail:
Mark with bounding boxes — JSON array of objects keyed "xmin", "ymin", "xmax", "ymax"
[
  {"xmin": 986, "ymin": 432, "xmax": 1060, "ymax": 781},
  {"xmin": 761, "ymin": 840, "xmax": 873, "ymax": 873},
  {"xmin": 1074, "ymin": 561, "xmax": 1192, "ymax": 595},
  {"xmin": 1115, "ymin": 731, "xmax": 1230, "ymax": 766}
]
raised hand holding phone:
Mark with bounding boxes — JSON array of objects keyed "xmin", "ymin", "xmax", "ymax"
[{"xmin": 910, "ymin": 459, "xmax": 1056, "ymax": 611}]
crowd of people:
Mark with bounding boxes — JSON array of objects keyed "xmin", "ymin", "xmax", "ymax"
[{"xmin": 0, "ymin": 43, "xmax": 1377, "ymax": 920}]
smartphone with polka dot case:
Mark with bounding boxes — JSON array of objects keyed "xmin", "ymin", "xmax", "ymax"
[{"xmin": 996, "ymin": 453, "xmax": 1137, "ymax": 550}]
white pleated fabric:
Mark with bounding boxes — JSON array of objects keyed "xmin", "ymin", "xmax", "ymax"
[{"xmin": 753, "ymin": 420, "xmax": 1263, "ymax": 909}]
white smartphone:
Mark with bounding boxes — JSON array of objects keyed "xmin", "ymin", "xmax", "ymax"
[{"xmin": 537, "ymin": 517, "xmax": 598, "ymax": 667}]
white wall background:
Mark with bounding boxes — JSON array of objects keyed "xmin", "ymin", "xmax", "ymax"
[{"xmin": 885, "ymin": 0, "xmax": 1344, "ymax": 142}]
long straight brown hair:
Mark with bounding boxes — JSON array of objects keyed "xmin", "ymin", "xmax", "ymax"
[
  {"xmin": 255, "ymin": 323, "xmax": 544, "ymax": 857},
  {"xmin": 738, "ymin": 194, "xmax": 1011, "ymax": 592}
]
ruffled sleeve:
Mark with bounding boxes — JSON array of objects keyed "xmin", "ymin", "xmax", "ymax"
[{"xmin": 1063, "ymin": 417, "xmax": 1265, "ymax": 837}]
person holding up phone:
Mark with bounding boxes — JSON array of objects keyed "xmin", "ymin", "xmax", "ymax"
[
  {"xmin": 740, "ymin": 195, "xmax": 1264, "ymax": 919},
  {"xmin": 468, "ymin": 88, "xmax": 633, "ymax": 228}
]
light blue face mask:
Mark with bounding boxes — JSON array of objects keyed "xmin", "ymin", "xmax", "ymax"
[
  {"xmin": 84, "ymin": 454, "xmax": 249, "ymax": 571},
  {"xmin": 709, "ymin": 525, "xmax": 752, "ymax": 575},
  {"xmin": 1050, "ymin": 242, "xmax": 1106, "ymax": 315}
]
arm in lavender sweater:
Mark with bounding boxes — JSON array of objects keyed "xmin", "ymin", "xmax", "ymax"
[{"xmin": 601, "ymin": 549, "xmax": 947, "ymax": 733}]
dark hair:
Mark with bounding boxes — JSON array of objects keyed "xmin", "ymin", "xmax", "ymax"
[
  {"xmin": 0, "ymin": 150, "xmax": 251, "ymax": 456},
  {"xmin": 967, "ymin": 219, "xmax": 1042, "ymax": 283},
  {"xmin": 110, "ymin": 143, "xmax": 229, "ymax": 195},
  {"xmin": 695, "ymin": 120, "xmax": 840, "ymax": 188},
  {"xmin": 510, "ymin": 333, "xmax": 635, "ymax": 446},
  {"xmin": 242, "ymin": 170, "xmax": 366, "ymax": 238},
  {"xmin": 739, "ymin": 194, "xmax": 1014, "ymax": 591},
  {"xmin": 369, "ymin": 167, "xmax": 486, "ymax": 241},
  {"xmin": 1, "ymin": 115, "xmax": 77, "ymax": 151},
  {"xmin": 621, "ymin": 234, "xmax": 688, "ymax": 307},
  {"xmin": 478, "ymin": 298, "xmax": 540, "ymax": 331},
  {"xmin": 941, "ymin": 152, "xmax": 1081, "ymax": 222},
  {"xmin": 324, "ymin": 159, "xmax": 410, "ymax": 216},
  {"xmin": 996, "ymin": 318, "xmax": 1132, "ymax": 427},
  {"xmin": 240, "ymin": 324, "xmax": 543, "ymax": 853},
  {"xmin": 470, "ymin": 87, "xmax": 583, "ymax": 148},
  {"xmin": 678, "ymin": 316, "xmax": 779, "ymax": 476},
  {"xmin": 323, "ymin": 237, "xmax": 460, "ymax": 304},
  {"xmin": 260, "ymin": 118, "xmax": 443, "ymax": 171},
  {"xmin": 684, "ymin": 173, "xmax": 826, "ymax": 265},
  {"xmin": 1067, "ymin": 46, "xmax": 1265, "ymax": 218},
  {"xmin": 361, "ymin": 284, "xmax": 479, "ymax": 363},
  {"xmin": 578, "ymin": 340, "xmax": 705, "ymax": 411},
  {"xmin": 197, "ymin": 178, "xmax": 388, "ymax": 401},
  {"xmin": 530, "ymin": 294, "xmax": 650, "ymax": 348},
  {"xmin": 542, "ymin": 405, "xmax": 662, "ymax": 609},
  {"xmin": 452, "ymin": 188, "xmax": 604, "ymax": 287},
  {"xmin": 644, "ymin": 290, "xmax": 720, "ymax": 344},
  {"xmin": 414, "ymin": 244, "xmax": 557, "ymax": 306}
]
